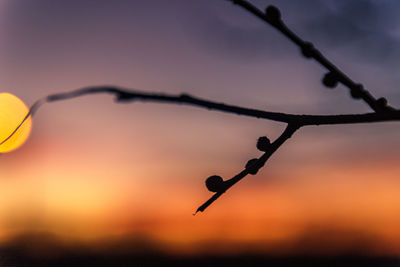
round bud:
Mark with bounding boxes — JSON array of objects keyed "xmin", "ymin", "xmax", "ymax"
[
  {"xmin": 350, "ymin": 89, "xmax": 362, "ymax": 99},
  {"xmin": 322, "ymin": 72, "xmax": 338, "ymax": 88},
  {"xmin": 205, "ymin": 175, "xmax": 224, "ymax": 192},
  {"xmin": 376, "ymin": 97, "xmax": 387, "ymax": 108},
  {"xmin": 245, "ymin": 158, "xmax": 259, "ymax": 175},
  {"xmin": 257, "ymin": 136, "xmax": 271, "ymax": 152},
  {"xmin": 265, "ymin": 5, "xmax": 281, "ymax": 22},
  {"xmin": 301, "ymin": 42, "xmax": 315, "ymax": 58},
  {"xmin": 350, "ymin": 84, "xmax": 364, "ymax": 99}
]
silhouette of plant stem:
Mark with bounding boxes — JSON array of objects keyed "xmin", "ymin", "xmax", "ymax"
[
  {"xmin": 195, "ymin": 123, "xmax": 299, "ymax": 214},
  {"xmin": 2, "ymin": 86, "xmax": 400, "ymax": 149},
  {"xmin": 2, "ymin": 86, "xmax": 399, "ymax": 213},
  {"xmin": 2, "ymin": 1, "xmax": 400, "ymax": 214},
  {"xmin": 228, "ymin": 0, "xmax": 394, "ymax": 113}
]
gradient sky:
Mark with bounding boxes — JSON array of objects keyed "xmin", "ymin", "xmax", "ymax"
[{"xmin": 1, "ymin": 0, "xmax": 400, "ymax": 256}]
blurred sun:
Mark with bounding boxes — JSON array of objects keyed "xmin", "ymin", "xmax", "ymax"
[{"xmin": 0, "ymin": 93, "xmax": 32, "ymax": 153}]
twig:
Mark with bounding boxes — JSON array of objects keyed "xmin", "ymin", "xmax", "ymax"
[
  {"xmin": 2, "ymin": 86, "xmax": 400, "ymax": 148},
  {"xmin": 228, "ymin": 0, "xmax": 394, "ymax": 113},
  {"xmin": 195, "ymin": 123, "xmax": 299, "ymax": 214},
  {"xmin": 2, "ymin": 1, "xmax": 400, "ymax": 214},
  {"xmin": 2, "ymin": 86, "xmax": 399, "ymax": 213}
]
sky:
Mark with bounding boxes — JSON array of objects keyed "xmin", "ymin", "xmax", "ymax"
[{"xmin": 1, "ymin": 0, "xmax": 400, "ymax": 257}]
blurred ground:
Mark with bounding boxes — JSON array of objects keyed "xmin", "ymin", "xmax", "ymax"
[{"xmin": 1, "ymin": 233, "xmax": 399, "ymax": 266}]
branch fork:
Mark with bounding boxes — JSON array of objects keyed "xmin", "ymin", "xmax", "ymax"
[{"xmin": 1, "ymin": 1, "xmax": 399, "ymax": 214}]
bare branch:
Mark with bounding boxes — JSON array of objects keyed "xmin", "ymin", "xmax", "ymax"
[
  {"xmin": 3, "ymin": 86, "xmax": 400, "ymax": 148},
  {"xmin": 228, "ymin": 0, "xmax": 394, "ymax": 113},
  {"xmin": 195, "ymin": 123, "xmax": 299, "ymax": 214},
  {"xmin": 1, "ymin": 1, "xmax": 399, "ymax": 217}
]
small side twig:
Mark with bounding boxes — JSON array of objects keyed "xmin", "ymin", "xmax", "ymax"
[
  {"xmin": 228, "ymin": 0, "xmax": 394, "ymax": 113},
  {"xmin": 195, "ymin": 123, "xmax": 299, "ymax": 214}
]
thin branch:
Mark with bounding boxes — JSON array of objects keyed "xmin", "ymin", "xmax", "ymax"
[
  {"xmin": 1, "ymin": 1, "xmax": 399, "ymax": 215},
  {"xmin": 228, "ymin": 0, "xmax": 394, "ymax": 113},
  {"xmin": 2, "ymin": 86, "xmax": 400, "ymax": 147},
  {"xmin": 195, "ymin": 123, "xmax": 299, "ymax": 214}
]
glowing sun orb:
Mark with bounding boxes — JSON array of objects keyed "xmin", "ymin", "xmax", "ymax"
[{"xmin": 0, "ymin": 93, "xmax": 32, "ymax": 153}]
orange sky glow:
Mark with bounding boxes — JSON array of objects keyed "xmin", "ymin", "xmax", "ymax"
[
  {"xmin": 1, "ymin": 0, "xmax": 400, "ymax": 258},
  {"xmin": 1, "ymin": 131, "xmax": 400, "ymax": 256}
]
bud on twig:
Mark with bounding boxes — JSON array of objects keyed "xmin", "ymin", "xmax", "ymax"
[
  {"xmin": 205, "ymin": 175, "xmax": 225, "ymax": 192},
  {"xmin": 265, "ymin": 5, "xmax": 281, "ymax": 23},
  {"xmin": 256, "ymin": 136, "xmax": 271, "ymax": 152},
  {"xmin": 350, "ymin": 84, "xmax": 364, "ymax": 99},
  {"xmin": 301, "ymin": 42, "xmax": 315, "ymax": 58},
  {"xmin": 322, "ymin": 72, "xmax": 339, "ymax": 88},
  {"xmin": 245, "ymin": 158, "xmax": 259, "ymax": 175},
  {"xmin": 376, "ymin": 97, "xmax": 387, "ymax": 109}
]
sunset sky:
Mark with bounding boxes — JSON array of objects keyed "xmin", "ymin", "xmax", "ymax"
[{"xmin": 1, "ymin": 0, "xmax": 400, "ymax": 257}]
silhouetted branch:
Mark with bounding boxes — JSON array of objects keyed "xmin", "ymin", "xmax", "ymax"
[
  {"xmin": 3, "ymin": 1, "xmax": 400, "ymax": 214},
  {"xmin": 195, "ymin": 123, "xmax": 299, "ymax": 214},
  {"xmin": 228, "ymin": 0, "xmax": 394, "ymax": 113},
  {"xmin": 3, "ymin": 86, "xmax": 400, "ymax": 213},
  {"xmin": 3, "ymin": 86, "xmax": 400, "ymax": 148}
]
